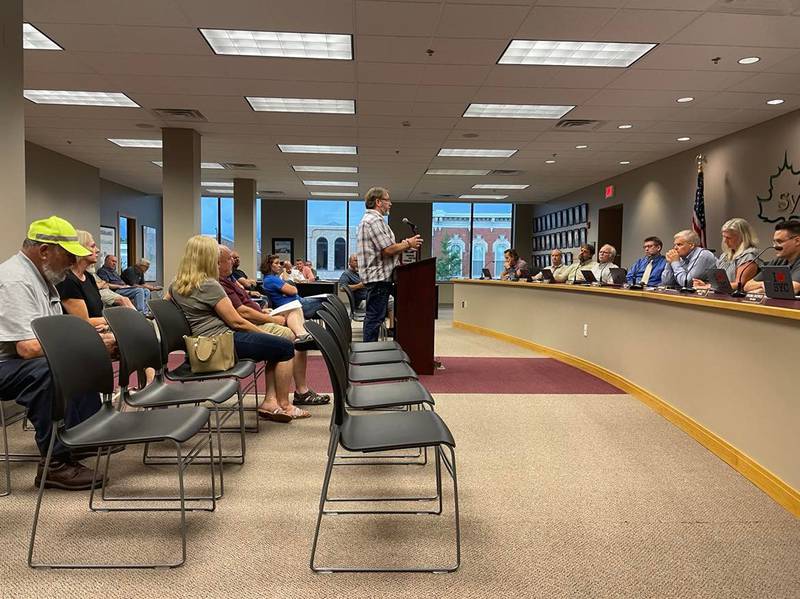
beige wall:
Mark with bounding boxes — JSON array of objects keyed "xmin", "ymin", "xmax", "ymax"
[
  {"xmin": 261, "ymin": 199, "xmax": 306, "ymax": 265},
  {"xmin": 25, "ymin": 142, "xmax": 100, "ymax": 235},
  {"xmin": 535, "ymin": 109, "xmax": 800, "ymax": 264}
]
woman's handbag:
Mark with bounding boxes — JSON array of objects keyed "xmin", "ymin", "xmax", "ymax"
[{"xmin": 183, "ymin": 330, "xmax": 235, "ymax": 373}]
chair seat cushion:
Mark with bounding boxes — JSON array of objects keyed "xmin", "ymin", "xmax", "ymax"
[
  {"xmin": 125, "ymin": 378, "xmax": 240, "ymax": 408},
  {"xmin": 340, "ymin": 410, "xmax": 454, "ymax": 452},
  {"xmin": 348, "ymin": 362, "xmax": 418, "ymax": 383},
  {"xmin": 350, "ymin": 340, "xmax": 401, "ymax": 353},
  {"xmin": 348, "ymin": 349, "xmax": 409, "ymax": 366},
  {"xmin": 347, "ymin": 380, "xmax": 434, "ymax": 410},
  {"xmin": 166, "ymin": 358, "xmax": 256, "ymax": 381},
  {"xmin": 62, "ymin": 404, "xmax": 210, "ymax": 447}
]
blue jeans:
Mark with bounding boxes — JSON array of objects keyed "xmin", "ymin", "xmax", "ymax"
[
  {"xmin": 363, "ymin": 281, "xmax": 393, "ymax": 342},
  {"xmin": 115, "ymin": 287, "xmax": 150, "ymax": 312},
  {"xmin": 233, "ymin": 331, "xmax": 294, "ymax": 363},
  {"xmin": 0, "ymin": 357, "xmax": 100, "ymax": 460},
  {"xmin": 298, "ymin": 296, "xmax": 324, "ymax": 319}
]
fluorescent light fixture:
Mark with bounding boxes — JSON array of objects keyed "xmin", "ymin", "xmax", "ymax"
[
  {"xmin": 676, "ymin": 96, "xmax": 694, "ymax": 103},
  {"xmin": 618, "ymin": 124, "xmax": 633, "ymax": 129},
  {"xmin": 472, "ymin": 184, "xmax": 529, "ymax": 190},
  {"xmin": 202, "ymin": 181, "xmax": 234, "ymax": 187},
  {"xmin": 246, "ymin": 97, "xmax": 355, "ymax": 114},
  {"xmin": 545, "ymin": 160, "xmax": 556, "ymax": 164},
  {"xmin": 619, "ymin": 161, "xmax": 631, "ymax": 165},
  {"xmin": 152, "ymin": 161, "xmax": 225, "ymax": 169},
  {"xmin": 459, "ymin": 194, "xmax": 508, "ymax": 200},
  {"xmin": 499, "ymin": 40, "xmax": 656, "ymax": 68},
  {"xmin": 200, "ymin": 29, "xmax": 352, "ymax": 60},
  {"xmin": 108, "ymin": 138, "xmax": 162, "ymax": 148},
  {"xmin": 738, "ymin": 56, "xmax": 760, "ymax": 65},
  {"xmin": 767, "ymin": 98, "xmax": 785, "ymax": 105},
  {"xmin": 575, "ymin": 145, "xmax": 588, "ymax": 149},
  {"xmin": 302, "ymin": 180, "xmax": 358, "ymax": 187},
  {"xmin": 676, "ymin": 136, "xmax": 691, "ymax": 142},
  {"xmin": 309, "ymin": 191, "xmax": 359, "ymax": 197},
  {"xmin": 205, "ymin": 189, "xmax": 233, "ymax": 195},
  {"xmin": 293, "ymin": 165, "xmax": 358, "ymax": 173},
  {"xmin": 23, "ymin": 23, "xmax": 61, "ymax": 50},
  {"xmin": 26, "ymin": 90, "xmax": 139, "ymax": 107},
  {"xmin": 425, "ymin": 169, "xmax": 491, "ymax": 176},
  {"xmin": 438, "ymin": 148, "xmax": 517, "ymax": 158},
  {"xmin": 464, "ymin": 103, "xmax": 574, "ymax": 119},
  {"xmin": 278, "ymin": 144, "xmax": 357, "ymax": 154}
]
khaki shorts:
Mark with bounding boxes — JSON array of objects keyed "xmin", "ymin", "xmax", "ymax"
[{"xmin": 258, "ymin": 322, "xmax": 294, "ymax": 340}]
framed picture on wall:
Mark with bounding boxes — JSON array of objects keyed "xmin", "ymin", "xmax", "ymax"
[
  {"xmin": 580, "ymin": 204, "xmax": 588, "ymax": 223},
  {"xmin": 573, "ymin": 206, "xmax": 580, "ymax": 224},
  {"xmin": 141, "ymin": 225, "xmax": 158, "ymax": 282},
  {"xmin": 99, "ymin": 226, "xmax": 115, "ymax": 262},
  {"xmin": 272, "ymin": 238, "xmax": 294, "ymax": 264},
  {"xmin": 556, "ymin": 212, "xmax": 562, "ymax": 228}
]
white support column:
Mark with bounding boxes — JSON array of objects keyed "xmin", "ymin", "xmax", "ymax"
[{"xmin": 233, "ymin": 178, "xmax": 257, "ymax": 277}]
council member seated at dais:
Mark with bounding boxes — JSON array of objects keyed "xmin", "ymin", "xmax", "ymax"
[
  {"xmin": 744, "ymin": 221, "xmax": 800, "ymax": 295},
  {"xmin": 693, "ymin": 218, "xmax": 759, "ymax": 290},
  {"xmin": 500, "ymin": 248, "xmax": 530, "ymax": 281},
  {"xmin": 661, "ymin": 230, "xmax": 716, "ymax": 289},
  {"xmin": 626, "ymin": 236, "xmax": 666, "ymax": 286},
  {"xmin": 592, "ymin": 244, "xmax": 620, "ymax": 284},
  {"xmin": 532, "ymin": 249, "xmax": 569, "ymax": 281},
  {"xmin": 556, "ymin": 244, "xmax": 597, "ymax": 283}
]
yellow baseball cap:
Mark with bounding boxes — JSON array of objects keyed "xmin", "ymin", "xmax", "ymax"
[{"xmin": 27, "ymin": 216, "xmax": 91, "ymax": 257}]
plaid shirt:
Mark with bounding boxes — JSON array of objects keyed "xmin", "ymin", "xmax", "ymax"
[{"xmin": 357, "ymin": 209, "xmax": 397, "ymax": 283}]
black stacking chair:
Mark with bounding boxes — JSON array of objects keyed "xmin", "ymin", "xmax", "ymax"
[
  {"xmin": 149, "ymin": 299, "xmax": 261, "ymax": 433},
  {"xmin": 0, "ymin": 400, "xmax": 38, "ymax": 497},
  {"xmin": 325, "ymin": 295, "xmax": 401, "ymax": 353},
  {"xmin": 29, "ymin": 314, "xmax": 215, "ymax": 569},
  {"xmin": 339, "ymin": 283, "xmax": 365, "ymax": 322},
  {"xmin": 104, "ymin": 307, "xmax": 243, "ymax": 497},
  {"xmin": 305, "ymin": 321, "xmax": 460, "ymax": 573},
  {"xmin": 318, "ymin": 309, "xmax": 409, "ymax": 365}
]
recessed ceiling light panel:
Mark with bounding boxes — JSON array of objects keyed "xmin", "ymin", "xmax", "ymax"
[
  {"xmin": 153, "ymin": 161, "xmax": 225, "ymax": 169},
  {"xmin": 618, "ymin": 124, "xmax": 633, "ymax": 129},
  {"xmin": 575, "ymin": 145, "xmax": 588, "ymax": 149},
  {"xmin": 464, "ymin": 103, "xmax": 574, "ymax": 119},
  {"xmin": 26, "ymin": 90, "xmax": 139, "ymax": 107},
  {"xmin": 202, "ymin": 181, "xmax": 234, "ymax": 187},
  {"xmin": 545, "ymin": 160, "xmax": 556, "ymax": 164},
  {"xmin": 293, "ymin": 165, "xmax": 358, "ymax": 173},
  {"xmin": 246, "ymin": 97, "xmax": 355, "ymax": 114},
  {"xmin": 309, "ymin": 191, "xmax": 359, "ymax": 197},
  {"xmin": 676, "ymin": 136, "xmax": 691, "ymax": 142},
  {"xmin": 438, "ymin": 148, "xmax": 517, "ymax": 158},
  {"xmin": 108, "ymin": 138, "xmax": 162, "ymax": 148},
  {"xmin": 766, "ymin": 98, "xmax": 785, "ymax": 105},
  {"xmin": 425, "ymin": 169, "xmax": 491, "ymax": 176},
  {"xmin": 676, "ymin": 96, "xmax": 694, "ymax": 103},
  {"xmin": 23, "ymin": 23, "xmax": 61, "ymax": 50},
  {"xmin": 459, "ymin": 194, "xmax": 509, "ymax": 200},
  {"xmin": 303, "ymin": 180, "xmax": 358, "ymax": 187},
  {"xmin": 738, "ymin": 56, "xmax": 760, "ymax": 65},
  {"xmin": 472, "ymin": 184, "xmax": 529, "ymax": 190},
  {"xmin": 499, "ymin": 40, "xmax": 656, "ymax": 68},
  {"xmin": 278, "ymin": 144, "xmax": 357, "ymax": 154},
  {"xmin": 200, "ymin": 29, "xmax": 352, "ymax": 60},
  {"xmin": 619, "ymin": 161, "xmax": 631, "ymax": 165},
  {"xmin": 205, "ymin": 189, "xmax": 234, "ymax": 194}
]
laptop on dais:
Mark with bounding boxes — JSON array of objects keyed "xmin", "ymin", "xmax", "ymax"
[
  {"xmin": 540, "ymin": 268, "xmax": 555, "ymax": 283},
  {"xmin": 761, "ymin": 265, "xmax": 797, "ymax": 299},
  {"xmin": 707, "ymin": 268, "xmax": 734, "ymax": 295},
  {"xmin": 608, "ymin": 267, "xmax": 627, "ymax": 286},
  {"xmin": 481, "ymin": 268, "xmax": 492, "ymax": 280}
]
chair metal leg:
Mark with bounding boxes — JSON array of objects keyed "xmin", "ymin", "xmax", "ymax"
[{"xmin": 0, "ymin": 405, "xmax": 10, "ymax": 497}]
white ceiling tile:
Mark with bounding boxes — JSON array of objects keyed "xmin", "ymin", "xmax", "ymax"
[
  {"xmin": 356, "ymin": 1, "xmax": 440, "ymax": 37},
  {"xmin": 483, "ymin": 65, "xmax": 623, "ymax": 89},
  {"xmin": 594, "ymin": 9, "xmax": 702, "ymax": 43},
  {"xmin": 434, "ymin": 4, "xmax": 531, "ymax": 39},
  {"xmin": 728, "ymin": 72, "xmax": 800, "ymax": 95},
  {"xmin": 607, "ymin": 69, "xmax": 751, "ymax": 91},
  {"xmin": 24, "ymin": 0, "xmax": 194, "ymax": 26},
  {"xmin": 516, "ymin": 6, "xmax": 617, "ymax": 39},
  {"xmin": 670, "ymin": 13, "xmax": 800, "ymax": 47},
  {"xmin": 635, "ymin": 43, "xmax": 800, "ymax": 72},
  {"xmin": 176, "ymin": 0, "xmax": 354, "ymax": 31},
  {"xmin": 356, "ymin": 36, "xmax": 509, "ymax": 65}
]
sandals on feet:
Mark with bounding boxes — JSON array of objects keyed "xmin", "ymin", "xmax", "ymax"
[
  {"xmin": 257, "ymin": 407, "xmax": 292, "ymax": 423},
  {"xmin": 285, "ymin": 405, "xmax": 311, "ymax": 419},
  {"xmin": 293, "ymin": 389, "xmax": 331, "ymax": 405}
]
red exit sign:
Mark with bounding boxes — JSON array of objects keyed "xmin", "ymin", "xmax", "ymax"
[{"xmin": 604, "ymin": 184, "xmax": 615, "ymax": 199}]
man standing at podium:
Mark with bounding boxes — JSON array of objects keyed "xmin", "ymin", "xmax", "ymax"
[{"xmin": 356, "ymin": 187, "xmax": 423, "ymax": 342}]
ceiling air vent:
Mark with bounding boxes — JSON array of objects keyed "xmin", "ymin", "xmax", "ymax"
[
  {"xmin": 258, "ymin": 190, "xmax": 284, "ymax": 195},
  {"xmin": 151, "ymin": 108, "xmax": 208, "ymax": 122},
  {"xmin": 223, "ymin": 162, "xmax": 257, "ymax": 170},
  {"xmin": 555, "ymin": 119, "xmax": 603, "ymax": 130},
  {"xmin": 433, "ymin": 194, "xmax": 458, "ymax": 198},
  {"xmin": 489, "ymin": 169, "xmax": 523, "ymax": 176}
]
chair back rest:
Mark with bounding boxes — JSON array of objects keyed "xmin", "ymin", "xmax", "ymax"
[
  {"xmin": 304, "ymin": 321, "xmax": 347, "ymax": 426},
  {"xmin": 104, "ymin": 307, "xmax": 163, "ymax": 387},
  {"xmin": 149, "ymin": 299, "xmax": 192, "ymax": 363},
  {"xmin": 323, "ymin": 299, "xmax": 353, "ymax": 342},
  {"xmin": 339, "ymin": 283, "xmax": 360, "ymax": 318},
  {"xmin": 31, "ymin": 315, "xmax": 114, "ymax": 421},
  {"xmin": 317, "ymin": 309, "xmax": 350, "ymax": 358}
]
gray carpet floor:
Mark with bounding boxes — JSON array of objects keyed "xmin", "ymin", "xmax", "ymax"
[{"xmin": 1, "ymin": 316, "xmax": 797, "ymax": 598}]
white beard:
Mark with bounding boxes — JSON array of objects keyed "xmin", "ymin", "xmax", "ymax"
[{"xmin": 42, "ymin": 263, "xmax": 67, "ymax": 285}]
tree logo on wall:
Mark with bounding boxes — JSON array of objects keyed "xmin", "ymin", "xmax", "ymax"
[{"xmin": 757, "ymin": 152, "xmax": 800, "ymax": 224}]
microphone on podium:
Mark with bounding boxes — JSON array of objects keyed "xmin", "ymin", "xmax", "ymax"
[{"xmin": 401, "ymin": 217, "xmax": 418, "ymax": 235}]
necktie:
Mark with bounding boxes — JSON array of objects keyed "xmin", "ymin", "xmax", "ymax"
[{"xmin": 641, "ymin": 260, "xmax": 653, "ymax": 285}]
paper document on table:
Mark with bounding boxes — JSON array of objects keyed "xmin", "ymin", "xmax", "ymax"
[
  {"xmin": 268, "ymin": 300, "xmax": 302, "ymax": 316},
  {"xmin": 303, "ymin": 293, "xmax": 331, "ymax": 298}
]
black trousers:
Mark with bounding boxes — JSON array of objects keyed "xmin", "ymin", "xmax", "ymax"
[{"xmin": 0, "ymin": 357, "xmax": 101, "ymax": 461}]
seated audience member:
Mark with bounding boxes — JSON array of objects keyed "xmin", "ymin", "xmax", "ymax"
[
  {"xmin": 556, "ymin": 244, "xmax": 597, "ymax": 283},
  {"xmin": 0, "ymin": 216, "xmax": 106, "ymax": 490},
  {"xmin": 280, "ymin": 261, "xmax": 293, "ymax": 282},
  {"xmin": 592, "ymin": 244, "xmax": 620, "ymax": 283},
  {"xmin": 121, "ymin": 258, "xmax": 162, "ymax": 292},
  {"xmin": 286, "ymin": 260, "xmax": 306, "ymax": 283},
  {"xmin": 305, "ymin": 260, "xmax": 318, "ymax": 280},
  {"xmin": 692, "ymin": 218, "xmax": 759, "ymax": 289},
  {"xmin": 218, "ymin": 246, "xmax": 328, "ymax": 405},
  {"xmin": 744, "ymin": 221, "xmax": 800, "ymax": 294},
  {"xmin": 626, "ymin": 237, "xmax": 666, "ymax": 286},
  {"xmin": 661, "ymin": 230, "xmax": 716, "ymax": 288},
  {"xmin": 260, "ymin": 255, "xmax": 325, "ymax": 319},
  {"xmin": 93, "ymin": 270, "xmax": 135, "ymax": 309},
  {"xmin": 339, "ymin": 254, "xmax": 367, "ymax": 307},
  {"xmin": 296, "ymin": 259, "xmax": 316, "ymax": 282},
  {"xmin": 231, "ymin": 250, "xmax": 258, "ymax": 290},
  {"xmin": 57, "ymin": 231, "xmax": 111, "ymax": 328},
  {"xmin": 97, "ymin": 254, "xmax": 150, "ymax": 312},
  {"xmin": 168, "ymin": 236, "xmax": 308, "ymax": 422},
  {"xmin": 500, "ymin": 249, "xmax": 531, "ymax": 281},
  {"xmin": 533, "ymin": 249, "xmax": 569, "ymax": 281}
]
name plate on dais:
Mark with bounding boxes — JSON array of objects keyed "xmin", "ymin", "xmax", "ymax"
[{"xmin": 743, "ymin": 292, "xmax": 766, "ymax": 304}]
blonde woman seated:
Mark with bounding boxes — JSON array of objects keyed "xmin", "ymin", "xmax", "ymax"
[
  {"xmin": 168, "ymin": 235, "xmax": 308, "ymax": 422},
  {"xmin": 692, "ymin": 218, "xmax": 759, "ymax": 289}
]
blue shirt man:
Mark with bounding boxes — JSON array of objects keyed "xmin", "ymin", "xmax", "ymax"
[
  {"xmin": 661, "ymin": 230, "xmax": 717, "ymax": 288},
  {"xmin": 626, "ymin": 236, "xmax": 667, "ymax": 286},
  {"xmin": 96, "ymin": 255, "xmax": 150, "ymax": 313}
]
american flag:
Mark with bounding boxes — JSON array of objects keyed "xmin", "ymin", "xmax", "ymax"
[{"xmin": 692, "ymin": 165, "xmax": 707, "ymax": 248}]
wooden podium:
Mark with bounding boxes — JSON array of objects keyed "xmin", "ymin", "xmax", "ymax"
[{"xmin": 394, "ymin": 257, "xmax": 436, "ymax": 375}]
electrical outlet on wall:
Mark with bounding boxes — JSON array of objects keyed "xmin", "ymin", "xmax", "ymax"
[
  {"xmin": 583, "ymin": 323, "xmax": 589, "ymax": 337},
  {"xmin": 461, "ymin": 300, "xmax": 466, "ymax": 308}
]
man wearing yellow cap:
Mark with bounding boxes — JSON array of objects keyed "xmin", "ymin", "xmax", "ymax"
[{"xmin": 0, "ymin": 216, "xmax": 106, "ymax": 490}]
